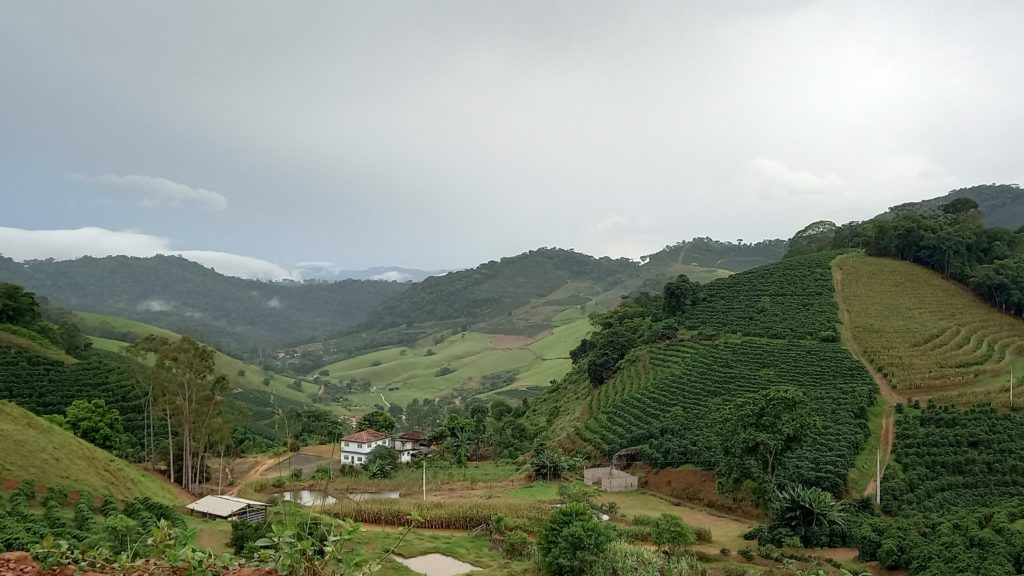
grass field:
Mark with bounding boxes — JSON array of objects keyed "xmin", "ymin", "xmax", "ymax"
[
  {"xmin": 316, "ymin": 319, "xmax": 591, "ymax": 411},
  {"xmin": 0, "ymin": 400, "xmax": 184, "ymax": 504},
  {"xmin": 836, "ymin": 253, "xmax": 1024, "ymax": 405},
  {"xmin": 76, "ymin": 312, "xmax": 325, "ymax": 412},
  {"xmin": 0, "ymin": 324, "xmax": 76, "ymax": 364}
]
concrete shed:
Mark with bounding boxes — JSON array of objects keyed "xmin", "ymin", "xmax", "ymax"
[
  {"xmin": 584, "ymin": 467, "xmax": 639, "ymax": 492},
  {"xmin": 186, "ymin": 495, "xmax": 269, "ymax": 522}
]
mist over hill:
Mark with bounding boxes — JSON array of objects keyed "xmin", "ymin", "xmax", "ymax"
[{"xmin": 0, "ymin": 254, "xmax": 407, "ymax": 356}]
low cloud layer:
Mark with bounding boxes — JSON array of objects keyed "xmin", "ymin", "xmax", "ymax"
[
  {"xmin": 81, "ymin": 174, "xmax": 228, "ymax": 211},
  {"xmin": 0, "ymin": 226, "xmax": 294, "ymax": 281}
]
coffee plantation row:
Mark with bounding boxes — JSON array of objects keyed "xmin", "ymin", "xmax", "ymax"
[{"xmin": 580, "ymin": 339, "xmax": 876, "ymax": 496}]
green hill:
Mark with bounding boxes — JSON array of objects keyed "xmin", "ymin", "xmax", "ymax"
[
  {"xmin": 640, "ymin": 237, "xmax": 787, "ymax": 273},
  {"xmin": 0, "ymin": 401, "xmax": 183, "ymax": 504},
  {"xmin": 315, "ymin": 318, "xmax": 592, "ymax": 413},
  {"xmin": 533, "ymin": 252, "xmax": 876, "ymax": 497},
  {"xmin": 71, "ymin": 311, "xmax": 332, "ymax": 431},
  {"xmin": 0, "ymin": 254, "xmax": 408, "ymax": 357},
  {"xmin": 360, "ymin": 248, "xmax": 637, "ymax": 333},
  {"xmin": 885, "ymin": 183, "xmax": 1024, "ymax": 230}
]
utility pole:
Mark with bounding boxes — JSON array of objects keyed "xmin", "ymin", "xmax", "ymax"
[
  {"xmin": 875, "ymin": 449, "xmax": 881, "ymax": 506},
  {"xmin": 422, "ymin": 459, "xmax": 427, "ymax": 501}
]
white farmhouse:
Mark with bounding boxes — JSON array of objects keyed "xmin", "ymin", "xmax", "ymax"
[{"xmin": 340, "ymin": 429, "xmax": 392, "ymax": 466}]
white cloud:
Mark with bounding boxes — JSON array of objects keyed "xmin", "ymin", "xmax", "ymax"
[
  {"xmin": 266, "ymin": 296, "xmax": 282, "ymax": 308},
  {"xmin": 84, "ymin": 174, "xmax": 228, "ymax": 211},
  {"xmin": 748, "ymin": 158, "xmax": 850, "ymax": 198},
  {"xmin": 138, "ymin": 298, "xmax": 173, "ymax": 312},
  {"xmin": 369, "ymin": 270, "xmax": 413, "ymax": 282},
  {"xmin": 294, "ymin": 261, "xmax": 335, "ymax": 269},
  {"xmin": 0, "ymin": 226, "xmax": 295, "ymax": 281}
]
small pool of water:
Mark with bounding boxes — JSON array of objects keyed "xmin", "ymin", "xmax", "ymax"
[
  {"xmin": 279, "ymin": 490, "xmax": 337, "ymax": 506},
  {"xmin": 395, "ymin": 554, "xmax": 480, "ymax": 576}
]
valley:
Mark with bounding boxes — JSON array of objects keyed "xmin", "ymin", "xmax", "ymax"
[{"xmin": 3, "ymin": 187, "xmax": 1024, "ymax": 575}]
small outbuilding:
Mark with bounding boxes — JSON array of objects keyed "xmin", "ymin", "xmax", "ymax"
[
  {"xmin": 584, "ymin": 467, "xmax": 639, "ymax": 492},
  {"xmin": 185, "ymin": 495, "xmax": 269, "ymax": 522}
]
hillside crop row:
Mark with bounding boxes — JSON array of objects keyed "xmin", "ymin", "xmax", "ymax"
[
  {"xmin": 0, "ymin": 347, "xmax": 146, "ymax": 437},
  {"xmin": 681, "ymin": 252, "xmax": 842, "ymax": 341},
  {"xmin": 580, "ymin": 339, "xmax": 875, "ymax": 496},
  {"xmin": 837, "ymin": 253, "xmax": 1024, "ymax": 403},
  {"xmin": 882, "ymin": 404, "xmax": 1024, "ymax": 515}
]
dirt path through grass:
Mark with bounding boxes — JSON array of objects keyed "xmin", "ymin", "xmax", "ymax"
[{"xmin": 834, "ymin": 260, "xmax": 898, "ymax": 498}]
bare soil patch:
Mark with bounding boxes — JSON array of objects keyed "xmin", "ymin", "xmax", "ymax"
[{"xmin": 643, "ymin": 467, "xmax": 760, "ymax": 519}]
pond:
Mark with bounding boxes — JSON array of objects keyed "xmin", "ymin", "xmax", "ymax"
[
  {"xmin": 395, "ymin": 554, "xmax": 481, "ymax": 576},
  {"xmin": 278, "ymin": 490, "xmax": 337, "ymax": 506}
]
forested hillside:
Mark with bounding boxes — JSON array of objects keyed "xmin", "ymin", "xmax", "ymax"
[
  {"xmin": 360, "ymin": 248, "xmax": 637, "ymax": 332},
  {"xmin": 641, "ymin": 237, "xmax": 787, "ymax": 272},
  {"xmin": 0, "ymin": 254, "xmax": 408, "ymax": 357},
  {"xmin": 885, "ymin": 183, "xmax": 1024, "ymax": 230}
]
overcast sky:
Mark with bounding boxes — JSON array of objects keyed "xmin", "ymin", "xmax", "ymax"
[{"xmin": 2, "ymin": 1, "xmax": 1022, "ymax": 279}]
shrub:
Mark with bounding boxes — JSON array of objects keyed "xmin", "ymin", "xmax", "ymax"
[
  {"xmin": 719, "ymin": 547, "xmax": 731, "ymax": 556},
  {"xmin": 738, "ymin": 547, "xmax": 754, "ymax": 561},
  {"xmin": 311, "ymin": 466, "xmax": 331, "ymax": 480},
  {"xmin": 694, "ymin": 526, "xmax": 712, "ymax": 543},
  {"xmin": 652, "ymin": 513, "xmax": 696, "ymax": 552},
  {"xmin": 289, "ymin": 468, "xmax": 303, "ymax": 481},
  {"xmin": 531, "ymin": 446, "xmax": 565, "ymax": 480},
  {"xmin": 271, "ymin": 477, "xmax": 287, "ymax": 488},
  {"xmin": 557, "ymin": 481, "xmax": 599, "ymax": 505},
  {"xmin": 502, "ymin": 530, "xmax": 533, "ymax": 561},
  {"xmin": 537, "ymin": 502, "xmax": 616, "ymax": 576}
]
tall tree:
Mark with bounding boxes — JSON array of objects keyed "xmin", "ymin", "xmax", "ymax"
[
  {"xmin": 713, "ymin": 387, "xmax": 814, "ymax": 503},
  {"xmin": 356, "ymin": 410, "xmax": 396, "ymax": 434},
  {"xmin": 150, "ymin": 336, "xmax": 231, "ymax": 493}
]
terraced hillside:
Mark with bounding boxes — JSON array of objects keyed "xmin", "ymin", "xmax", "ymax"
[
  {"xmin": 836, "ymin": 253, "xmax": 1024, "ymax": 405},
  {"xmin": 540, "ymin": 252, "xmax": 877, "ymax": 497},
  {"xmin": 0, "ymin": 401, "xmax": 183, "ymax": 504}
]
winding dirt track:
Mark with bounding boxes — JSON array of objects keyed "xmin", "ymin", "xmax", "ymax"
[{"xmin": 833, "ymin": 262, "xmax": 900, "ymax": 498}]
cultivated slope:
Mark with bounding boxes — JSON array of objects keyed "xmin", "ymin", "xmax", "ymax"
[
  {"xmin": 0, "ymin": 401, "xmax": 183, "ymax": 504},
  {"xmin": 836, "ymin": 253, "xmax": 1024, "ymax": 406},
  {"xmin": 535, "ymin": 252, "xmax": 876, "ymax": 496}
]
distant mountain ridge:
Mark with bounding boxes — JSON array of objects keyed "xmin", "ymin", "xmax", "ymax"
[
  {"xmin": 884, "ymin": 183, "xmax": 1024, "ymax": 229},
  {"xmin": 0, "ymin": 254, "xmax": 407, "ymax": 356}
]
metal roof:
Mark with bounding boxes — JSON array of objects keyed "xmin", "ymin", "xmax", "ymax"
[{"xmin": 186, "ymin": 495, "xmax": 268, "ymax": 517}]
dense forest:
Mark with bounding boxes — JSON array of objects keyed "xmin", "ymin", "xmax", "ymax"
[
  {"xmin": 0, "ymin": 254, "xmax": 408, "ymax": 357},
  {"xmin": 786, "ymin": 194, "xmax": 1024, "ymax": 316}
]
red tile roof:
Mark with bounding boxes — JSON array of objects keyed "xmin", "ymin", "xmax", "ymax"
[{"xmin": 343, "ymin": 429, "xmax": 391, "ymax": 443}]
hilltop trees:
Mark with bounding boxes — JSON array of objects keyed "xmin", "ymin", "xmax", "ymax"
[{"xmin": 0, "ymin": 282, "xmax": 42, "ymax": 325}]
